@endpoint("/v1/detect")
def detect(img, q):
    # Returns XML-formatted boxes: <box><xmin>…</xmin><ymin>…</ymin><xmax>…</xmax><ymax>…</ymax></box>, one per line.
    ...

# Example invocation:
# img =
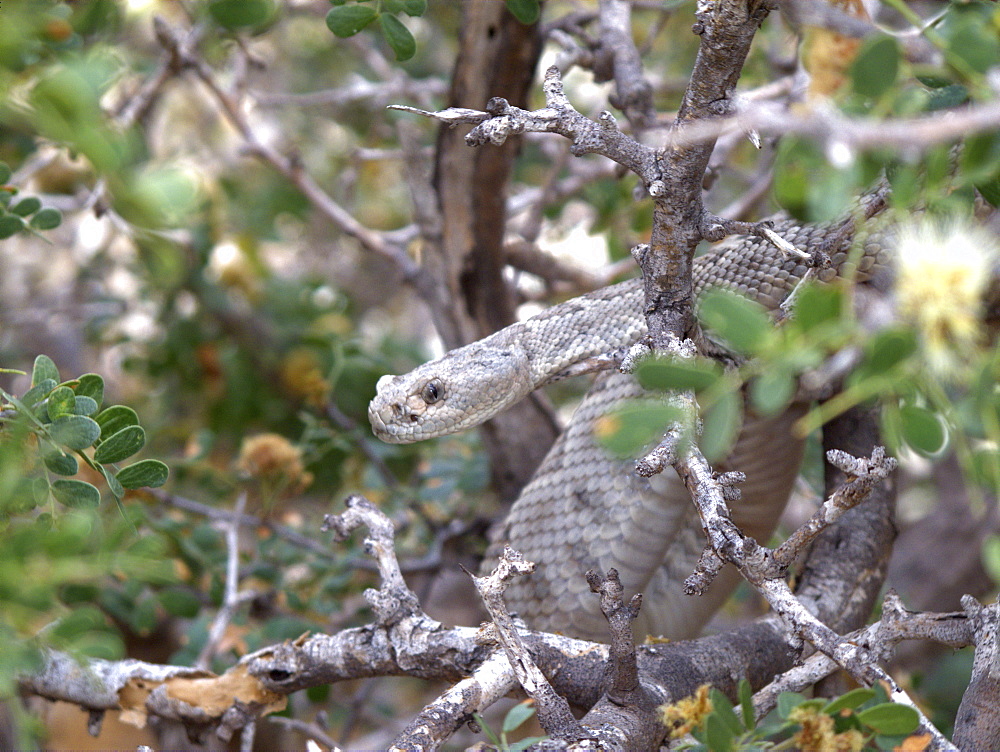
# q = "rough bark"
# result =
<box><xmin>430</xmin><ymin>0</ymin><xmax>559</xmax><ymax>499</ymax></box>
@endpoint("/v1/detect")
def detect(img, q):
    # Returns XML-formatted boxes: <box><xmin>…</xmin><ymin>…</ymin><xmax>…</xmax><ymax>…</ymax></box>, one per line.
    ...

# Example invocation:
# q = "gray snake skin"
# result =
<box><xmin>369</xmin><ymin>211</ymin><xmax>892</xmax><ymax>641</ymax></box>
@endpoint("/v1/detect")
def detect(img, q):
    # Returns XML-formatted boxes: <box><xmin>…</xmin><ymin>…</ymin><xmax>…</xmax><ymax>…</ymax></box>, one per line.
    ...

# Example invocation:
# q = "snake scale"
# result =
<box><xmin>369</xmin><ymin>208</ymin><xmax>893</xmax><ymax>641</ymax></box>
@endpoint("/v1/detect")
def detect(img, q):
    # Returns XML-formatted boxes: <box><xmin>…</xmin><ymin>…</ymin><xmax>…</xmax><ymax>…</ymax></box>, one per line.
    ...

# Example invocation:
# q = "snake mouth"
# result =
<box><xmin>368</xmin><ymin>403</ymin><xmax>411</xmax><ymax>444</ymax></box>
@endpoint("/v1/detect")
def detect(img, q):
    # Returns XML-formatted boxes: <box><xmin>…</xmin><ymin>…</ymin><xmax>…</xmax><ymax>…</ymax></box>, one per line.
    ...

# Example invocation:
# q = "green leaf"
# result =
<box><xmin>824</xmin><ymin>688</ymin><xmax>876</xmax><ymax>715</ymax></box>
<box><xmin>94</xmin><ymin>405</ymin><xmax>139</xmax><ymax>439</ymax></box>
<box><xmin>750</xmin><ymin>370</ymin><xmax>794</xmax><ymax>417</ymax></box>
<box><xmin>10</xmin><ymin>196</ymin><xmax>42</xmax><ymax>217</ymax></box>
<box><xmin>379</xmin><ymin>14</ymin><xmax>415</xmax><ymax>61</ymax></box>
<box><xmin>29</xmin><ymin>207</ymin><xmax>63</xmax><ymax>230</ymax></box>
<box><xmin>51</xmin><ymin>479</ymin><xmax>101</xmax><ymax>508</ymax></box>
<box><xmin>637</xmin><ymin>358</ymin><xmax>721</xmax><ymax>392</ymax></box>
<box><xmin>101</xmin><ymin>464</ymin><xmax>125</xmax><ymax>500</ymax></box>
<box><xmin>899</xmin><ymin>404</ymin><xmax>946</xmax><ymax>457</ymax></box>
<box><xmin>701</xmin><ymin>391</ymin><xmax>742</xmax><ymax>463</ymax></box>
<box><xmin>32</xmin><ymin>355</ymin><xmax>60</xmax><ymax>387</ymax></box>
<box><xmin>983</xmin><ymin>535</ymin><xmax>1000</xmax><ymax>586</ymax></box>
<box><xmin>505</xmin><ymin>0</ymin><xmax>540</xmax><ymax>24</ymax></box>
<box><xmin>777</xmin><ymin>692</ymin><xmax>808</xmax><ymax>719</ymax></box>
<box><xmin>704</xmin><ymin>712</ymin><xmax>734</xmax><ymax>752</ymax></box>
<box><xmin>49</xmin><ymin>415</ymin><xmax>101</xmax><ymax>450</ymax></box>
<box><xmin>738</xmin><ymin>678</ymin><xmax>754</xmax><ymax>730</ymax></box>
<box><xmin>208</xmin><ymin>0</ymin><xmax>274</xmax><ymax>29</ymax></box>
<box><xmin>116</xmin><ymin>459</ymin><xmax>169</xmax><ymax>489</ymax></box>
<box><xmin>46</xmin><ymin>385</ymin><xmax>77</xmax><ymax>421</ymax></box>
<box><xmin>0</xmin><ymin>215</ymin><xmax>24</xmax><ymax>239</ymax></box>
<box><xmin>325</xmin><ymin>5</ymin><xmax>378</xmax><ymax>37</ymax></box>
<box><xmin>22</xmin><ymin>379</ymin><xmax>56</xmax><ymax>409</ymax></box>
<box><xmin>859</xmin><ymin>328</ymin><xmax>917</xmax><ymax>377</ymax></box>
<box><xmin>710</xmin><ymin>688</ymin><xmax>743</xmax><ymax>734</ymax></box>
<box><xmin>94</xmin><ymin>425</ymin><xmax>146</xmax><ymax>464</ymax></box>
<box><xmin>774</xmin><ymin>136</ymin><xmax>856</xmax><ymax>222</ymax></box>
<box><xmin>75</xmin><ymin>373</ymin><xmax>104</xmax><ymax>408</ymax></box>
<box><xmin>43</xmin><ymin>451</ymin><xmax>79</xmax><ymax>476</ymax></box>
<box><xmin>502</xmin><ymin>701</ymin><xmax>536</xmax><ymax>734</ymax></box>
<box><xmin>71</xmin><ymin>396</ymin><xmax>99</xmax><ymax>416</ymax></box>
<box><xmin>794</xmin><ymin>283</ymin><xmax>843</xmax><ymax>332</ymax></box>
<box><xmin>850</xmin><ymin>35</ymin><xmax>899</xmax><ymax>99</ymax></box>
<box><xmin>699</xmin><ymin>289</ymin><xmax>773</xmax><ymax>356</ymax></box>
<box><xmin>474</xmin><ymin>713</ymin><xmax>502</xmax><ymax>747</ymax></box>
<box><xmin>158</xmin><ymin>587</ymin><xmax>202</xmax><ymax>618</ymax></box>
<box><xmin>596</xmin><ymin>401</ymin><xmax>684</xmax><ymax>459</ymax></box>
<box><xmin>401</xmin><ymin>0</ymin><xmax>426</xmax><ymax>16</ymax></box>
<box><xmin>857</xmin><ymin>703</ymin><xmax>919</xmax><ymax>736</ymax></box>
<box><xmin>0</xmin><ymin>162</ymin><xmax>10</xmax><ymax>183</ymax></box>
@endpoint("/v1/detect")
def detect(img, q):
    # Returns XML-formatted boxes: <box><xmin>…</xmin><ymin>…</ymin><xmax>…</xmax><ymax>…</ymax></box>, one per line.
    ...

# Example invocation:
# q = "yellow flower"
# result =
<box><xmin>659</xmin><ymin>684</ymin><xmax>712</xmax><ymax>739</ymax></box>
<box><xmin>789</xmin><ymin>705</ymin><xmax>865</xmax><ymax>752</ymax></box>
<box><xmin>895</xmin><ymin>220</ymin><xmax>995</xmax><ymax>378</ymax></box>
<box><xmin>237</xmin><ymin>433</ymin><xmax>313</xmax><ymax>505</ymax></box>
<box><xmin>280</xmin><ymin>348</ymin><xmax>330</xmax><ymax>407</ymax></box>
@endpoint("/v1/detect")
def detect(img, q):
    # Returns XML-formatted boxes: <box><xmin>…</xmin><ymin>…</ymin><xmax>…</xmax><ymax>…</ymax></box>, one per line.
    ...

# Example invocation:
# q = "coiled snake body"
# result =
<box><xmin>369</xmin><ymin>211</ymin><xmax>893</xmax><ymax>641</ymax></box>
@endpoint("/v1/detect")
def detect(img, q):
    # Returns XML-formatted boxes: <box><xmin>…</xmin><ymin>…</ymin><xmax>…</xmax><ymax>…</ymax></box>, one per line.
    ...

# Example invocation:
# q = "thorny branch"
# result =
<box><xmin>472</xmin><ymin>547</ymin><xmax>592</xmax><ymax>745</ymax></box>
<box><xmin>16</xmin><ymin>490</ymin><xmax>989</xmax><ymax>748</ymax></box>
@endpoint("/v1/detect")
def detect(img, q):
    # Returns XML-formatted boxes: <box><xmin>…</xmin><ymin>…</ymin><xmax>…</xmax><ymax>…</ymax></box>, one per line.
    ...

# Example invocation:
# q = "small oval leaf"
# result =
<box><xmin>71</xmin><ymin>396</ymin><xmax>99</xmax><ymax>416</ymax></box>
<box><xmin>750</xmin><ymin>370</ymin><xmax>794</xmax><ymax>417</ymax></box>
<box><xmin>46</xmin><ymin>386</ymin><xmax>77</xmax><ymax>421</ymax></box>
<box><xmin>701</xmin><ymin>391</ymin><xmax>742</xmax><ymax>463</ymax></box>
<box><xmin>95</xmin><ymin>405</ymin><xmax>139</xmax><ymax>439</ymax></box>
<box><xmin>51</xmin><ymin>479</ymin><xmax>101</xmax><ymax>509</ymax></box>
<box><xmin>116</xmin><ymin>459</ymin><xmax>169</xmax><ymax>489</ymax></box>
<box><xmin>325</xmin><ymin>5</ymin><xmax>378</xmax><ymax>37</ymax></box>
<box><xmin>75</xmin><ymin>373</ymin><xmax>105</xmax><ymax>408</ymax></box>
<box><xmin>44</xmin><ymin>451</ymin><xmax>79</xmax><ymax>476</ymax></box>
<box><xmin>699</xmin><ymin>289</ymin><xmax>773</xmax><ymax>356</ymax></box>
<box><xmin>900</xmin><ymin>404</ymin><xmax>947</xmax><ymax>457</ymax></box>
<box><xmin>0</xmin><ymin>215</ymin><xmax>24</xmax><ymax>239</ymax></box>
<box><xmin>379</xmin><ymin>14</ymin><xmax>415</xmax><ymax>61</ymax></box>
<box><xmin>94</xmin><ymin>425</ymin><xmax>146</xmax><ymax>464</ymax></box>
<box><xmin>10</xmin><ymin>196</ymin><xmax>42</xmax><ymax>216</ymax></box>
<box><xmin>208</xmin><ymin>0</ymin><xmax>274</xmax><ymax>29</ymax></box>
<box><xmin>32</xmin><ymin>355</ymin><xmax>60</xmax><ymax>387</ymax></box>
<box><xmin>49</xmin><ymin>415</ymin><xmax>102</xmax><ymax>450</ymax></box>
<box><xmin>824</xmin><ymin>687</ymin><xmax>876</xmax><ymax>715</ymax></box>
<box><xmin>402</xmin><ymin>0</ymin><xmax>425</xmax><ymax>16</ymax></box>
<box><xmin>857</xmin><ymin>703</ymin><xmax>919</xmax><ymax>735</ymax></box>
<box><xmin>851</xmin><ymin>35</ymin><xmax>900</xmax><ymax>99</ymax></box>
<box><xmin>637</xmin><ymin>358</ymin><xmax>721</xmax><ymax>392</ymax></box>
<box><xmin>595</xmin><ymin>402</ymin><xmax>684</xmax><ymax>459</ymax></box>
<box><xmin>505</xmin><ymin>0</ymin><xmax>540</xmax><ymax>24</ymax></box>
<box><xmin>29</xmin><ymin>207</ymin><xmax>63</xmax><ymax>230</ymax></box>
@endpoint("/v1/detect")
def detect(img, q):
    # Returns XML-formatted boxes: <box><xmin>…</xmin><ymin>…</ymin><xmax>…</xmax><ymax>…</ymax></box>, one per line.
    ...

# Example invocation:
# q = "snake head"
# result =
<box><xmin>368</xmin><ymin>344</ymin><xmax>533</xmax><ymax>443</ymax></box>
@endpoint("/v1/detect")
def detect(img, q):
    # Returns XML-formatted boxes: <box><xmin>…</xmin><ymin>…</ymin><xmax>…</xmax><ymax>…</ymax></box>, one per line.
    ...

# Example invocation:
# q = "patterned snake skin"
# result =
<box><xmin>369</xmin><ymin>209</ymin><xmax>893</xmax><ymax>641</ymax></box>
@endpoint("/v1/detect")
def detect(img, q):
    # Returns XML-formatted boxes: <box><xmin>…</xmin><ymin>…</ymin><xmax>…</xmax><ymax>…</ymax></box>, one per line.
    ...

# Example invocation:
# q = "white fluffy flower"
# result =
<box><xmin>895</xmin><ymin>219</ymin><xmax>996</xmax><ymax>377</ymax></box>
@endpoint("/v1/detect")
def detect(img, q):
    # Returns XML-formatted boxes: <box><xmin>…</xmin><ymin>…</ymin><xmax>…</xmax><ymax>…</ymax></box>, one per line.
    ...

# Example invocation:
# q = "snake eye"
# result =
<box><xmin>420</xmin><ymin>379</ymin><xmax>444</xmax><ymax>404</ymax></box>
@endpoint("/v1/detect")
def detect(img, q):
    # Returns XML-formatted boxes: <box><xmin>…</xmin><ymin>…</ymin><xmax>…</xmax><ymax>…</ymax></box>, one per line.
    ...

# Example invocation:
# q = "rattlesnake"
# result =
<box><xmin>368</xmin><ymin>208</ymin><xmax>893</xmax><ymax>641</ymax></box>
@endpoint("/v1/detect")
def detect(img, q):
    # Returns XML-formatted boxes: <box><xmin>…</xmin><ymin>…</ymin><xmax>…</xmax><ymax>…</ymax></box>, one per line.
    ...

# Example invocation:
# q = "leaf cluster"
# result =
<box><xmin>601</xmin><ymin>283</ymin><xmax>948</xmax><ymax>464</ymax></box>
<box><xmin>0</xmin><ymin>161</ymin><xmax>62</xmax><ymax>239</ymax></box>
<box><xmin>674</xmin><ymin>680</ymin><xmax>920</xmax><ymax>752</ymax></box>
<box><xmin>777</xmin><ymin>1</ymin><xmax>1000</xmax><ymax>222</ymax></box>
<box><xmin>0</xmin><ymin>355</ymin><xmax>168</xmax><ymax>515</ymax></box>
